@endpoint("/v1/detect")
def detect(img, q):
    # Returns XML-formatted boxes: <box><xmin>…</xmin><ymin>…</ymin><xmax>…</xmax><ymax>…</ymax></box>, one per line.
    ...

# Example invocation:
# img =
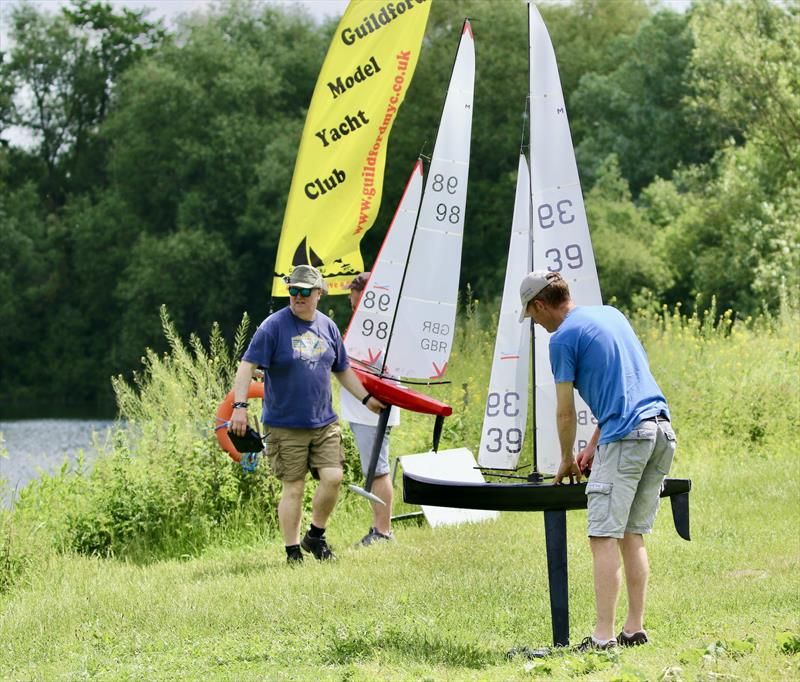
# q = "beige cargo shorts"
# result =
<box><xmin>586</xmin><ymin>417</ymin><xmax>676</xmax><ymax>538</ymax></box>
<box><xmin>266</xmin><ymin>422</ymin><xmax>345</xmax><ymax>482</ymax></box>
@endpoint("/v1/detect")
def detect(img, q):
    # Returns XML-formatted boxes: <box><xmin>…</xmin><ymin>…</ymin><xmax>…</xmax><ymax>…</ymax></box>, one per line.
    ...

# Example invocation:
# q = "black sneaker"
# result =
<box><xmin>358</xmin><ymin>527</ymin><xmax>395</xmax><ymax>547</ymax></box>
<box><xmin>286</xmin><ymin>551</ymin><xmax>303</xmax><ymax>565</ymax></box>
<box><xmin>574</xmin><ymin>636</ymin><xmax>618</xmax><ymax>653</ymax></box>
<box><xmin>617</xmin><ymin>630</ymin><xmax>648</xmax><ymax>647</ymax></box>
<box><xmin>301</xmin><ymin>532</ymin><xmax>337</xmax><ymax>561</ymax></box>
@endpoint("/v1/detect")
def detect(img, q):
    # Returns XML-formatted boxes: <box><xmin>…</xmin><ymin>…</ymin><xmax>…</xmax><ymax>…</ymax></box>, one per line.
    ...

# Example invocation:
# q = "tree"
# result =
<box><xmin>585</xmin><ymin>155</ymin><xmax>673</xmax><ymax>306</ymax></box>
<box><xmin>688</xmin><ymin>0</ymin><xmax>799</xmax><ymax>171</ymax></box>
<box><xmin>643</xmin><ymin>0</ymin><xmax>800</xmax><ymax>314</ymax></box>
<box><xmin>3</xmin><ymin>1</ymin><xmax>164</xmax><ymax>204</ymax></box>
<box><xmin>571</xmin><ymin>9</ymin><xmax>720</xmax><ymax>194</ymax></box>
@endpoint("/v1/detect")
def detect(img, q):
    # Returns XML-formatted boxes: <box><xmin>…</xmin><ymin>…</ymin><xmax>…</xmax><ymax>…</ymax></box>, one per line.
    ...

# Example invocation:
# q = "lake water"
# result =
<box><xmin>0</xmin><ymin>419</ymin><xmax>117</xmax><ymax>503</ymax></box>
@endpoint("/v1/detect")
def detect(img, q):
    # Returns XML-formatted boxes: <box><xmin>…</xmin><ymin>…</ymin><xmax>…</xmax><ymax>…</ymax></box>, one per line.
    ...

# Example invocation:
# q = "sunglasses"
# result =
<box><xmin>288</xmin><ymin>286</ymin><xmax>314</xmax><ymax>297</ymax></box>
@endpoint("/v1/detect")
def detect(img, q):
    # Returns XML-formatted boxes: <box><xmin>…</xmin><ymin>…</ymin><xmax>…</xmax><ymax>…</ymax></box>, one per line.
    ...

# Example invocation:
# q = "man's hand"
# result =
<box><xmin>554</xmin><ymin>457</ymin><xmax>582</xmax><ymax>485</ymax></box>
<box><xmin>576</xmin><ymin>442</ymin><xmax>596</xmax><ymax>474</ymax></box>
<box><xmin>230</xmin><ymin>407</ymin><xmax>248</xmax><ymax>436</ymax></box>
<box><xmin>365</xmin><ymin>396</ymin><xmax>387</xmax><ymax>414</ymax></box>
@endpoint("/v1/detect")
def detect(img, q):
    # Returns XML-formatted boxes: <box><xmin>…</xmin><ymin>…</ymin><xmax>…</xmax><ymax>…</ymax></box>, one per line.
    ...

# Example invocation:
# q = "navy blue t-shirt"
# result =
<box><xmin>243</xmin><ymin>307</ymin><xmax>349</xmax><ymax>428</ymax></box>
<box><xmin>549</xmin><ymin>306</ymin><xmax>669</xmax><ymax>445</ymax></box>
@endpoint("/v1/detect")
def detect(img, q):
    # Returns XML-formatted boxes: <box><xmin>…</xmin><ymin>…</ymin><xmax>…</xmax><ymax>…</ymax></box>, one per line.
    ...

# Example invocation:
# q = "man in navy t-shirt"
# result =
<box><xmin>230</xmin><ymin>265</ymin><xmax>385</xmax><ymax>563</ymax></box>
<box><xmin>520</xmin><ymin>270</ymin><xmax>677</xmax><ymax>651</ymax></box>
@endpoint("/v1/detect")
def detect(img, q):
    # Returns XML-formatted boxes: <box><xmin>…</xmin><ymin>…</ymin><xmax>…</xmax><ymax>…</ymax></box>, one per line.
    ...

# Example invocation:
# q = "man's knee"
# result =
<box><xmin>281</xmin><ymin>478</ymin><xmax>305</xmax><ymax>501</ymax></box>
<box><xmin>317</xmin><ymin>466</ymin><xmax>343</xmax><ymax>486</ymax></box>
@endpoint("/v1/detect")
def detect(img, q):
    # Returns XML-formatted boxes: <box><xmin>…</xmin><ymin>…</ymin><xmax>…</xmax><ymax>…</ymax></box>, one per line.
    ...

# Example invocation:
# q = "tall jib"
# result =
<box><xmin>477</xmin><ymin>155</ymin><xmax>532</xmax><ymax>470</ymax></box>
<box><xmin>529</xmin><ymin>5</ymin><xmax>602</xmax><ymax>474</ymax></box>
<box><xmin>385</xmin><ymin>21</ymin><xmax>475</xmax><ymax>380</ymax></box>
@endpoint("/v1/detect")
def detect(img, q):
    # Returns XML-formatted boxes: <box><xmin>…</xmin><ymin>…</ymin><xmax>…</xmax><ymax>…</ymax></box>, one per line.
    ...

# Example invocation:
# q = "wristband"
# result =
<box><xmin>361</xmin><ymin>393</ymin><xmax>372</xmax><ymax>405</ymax></box>
<box><xmin>232</xmin><ymin>401</ymin><xmax>248</xmax><ymax>409</ymax></box>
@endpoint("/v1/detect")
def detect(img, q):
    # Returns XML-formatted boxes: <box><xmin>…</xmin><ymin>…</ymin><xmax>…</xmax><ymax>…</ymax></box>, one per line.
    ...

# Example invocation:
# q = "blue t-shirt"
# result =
<box><xmin>243</xmin><ymin>307</ymin><xmax>349</xmax><ymax>429</ymax></box>
<box><xmin>549</xmin><ymin>306</ymin><xmax>669</xmax><ymax>445</ymax></box>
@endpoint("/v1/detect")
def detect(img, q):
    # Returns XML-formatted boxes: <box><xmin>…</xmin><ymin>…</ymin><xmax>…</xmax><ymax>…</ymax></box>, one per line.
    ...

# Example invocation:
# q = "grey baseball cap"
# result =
<box><xmin>519</xmin><ymin>270</ymin><xmax>553</xmax><ymax>322</ymax></box>
<box><xmin>286</xmin><ymin>265</ymin><xmax>325</xmax><ymax>290</ymax></box>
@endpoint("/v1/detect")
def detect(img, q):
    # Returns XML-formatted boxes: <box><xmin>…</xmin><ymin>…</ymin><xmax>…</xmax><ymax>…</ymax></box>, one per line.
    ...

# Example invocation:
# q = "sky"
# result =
<box><xmin>0</xmin><ymin>0</ymin><xmax>350</xmax><ymax>35</ymax></box>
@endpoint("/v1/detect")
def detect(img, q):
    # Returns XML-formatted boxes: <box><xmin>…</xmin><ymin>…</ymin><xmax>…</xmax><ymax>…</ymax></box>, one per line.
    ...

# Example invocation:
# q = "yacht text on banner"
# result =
<box><xmin>271</xmin><ymin>0</ymin><xmax>432</xmax><ymax>296</ymax></box>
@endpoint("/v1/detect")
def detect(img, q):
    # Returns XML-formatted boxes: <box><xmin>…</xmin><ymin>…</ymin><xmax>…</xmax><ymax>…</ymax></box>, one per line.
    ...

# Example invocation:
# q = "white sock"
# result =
<box><xmin>592</xmin><ymin>636</ymin><xmax>615</xmax><ymax>645</ymax></box>
<box><xmin>622</xmin><ymin>629</ymin><xmax>645</xmax><ymax>637</ymax></box>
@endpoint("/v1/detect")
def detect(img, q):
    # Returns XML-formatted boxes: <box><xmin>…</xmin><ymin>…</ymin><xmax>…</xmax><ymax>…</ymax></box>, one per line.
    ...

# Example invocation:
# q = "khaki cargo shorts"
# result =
<box><xmin>266</xmin><ymin>422</ymin><xmax>345</xmax><ymax>482</ymax></box>
<box><xmin>586</xmin><ymin>418</ymin><xmax>676</xmax><ymax>538</ymax></box>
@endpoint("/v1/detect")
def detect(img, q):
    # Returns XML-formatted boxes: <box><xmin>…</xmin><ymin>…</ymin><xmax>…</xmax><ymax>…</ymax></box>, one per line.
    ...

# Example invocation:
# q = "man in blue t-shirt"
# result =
<box><xmin>520</xmin><ymin>270</ymin><xmax>677</xmax><ymax>652</ymax></box>
<box><xmin>230</xmin><ymin>265</ymin><xmax>385</xmax><ymax>564</ymax></box>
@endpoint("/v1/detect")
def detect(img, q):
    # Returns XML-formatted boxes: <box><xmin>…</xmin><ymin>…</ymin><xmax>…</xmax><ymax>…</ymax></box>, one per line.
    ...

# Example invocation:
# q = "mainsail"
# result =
<box><xmin>478</xmin><ymin>7</ymin><xmax>601</xmax><ymax>474</ymax></box>
<box><xmin>477</xmin><ymin>155</ymin><xmax>532</xmax><ymax>469</ymax></box>
<box><xmin>384</xmin><ymin>22</ymin><xmax>475</xmax><ymax>380</ymax></box>
<box><xmin>529</xmin><ymin>4</ymin><xmax>601</xmax><ymax>474</ymax></box>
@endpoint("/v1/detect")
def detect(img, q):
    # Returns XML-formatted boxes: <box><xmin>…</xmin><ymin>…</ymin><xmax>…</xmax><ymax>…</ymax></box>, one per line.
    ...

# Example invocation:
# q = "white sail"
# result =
<box><xmin>344</xmin><ymin>161</ymin><xmax>423</xmax><ymax>371</ymax></box>
<box><xmin>477</xmin><ymin>155</ymin><xmax>532</xmax><ymax>469</ymax></box>
<box><xmin>530</xmin><ymin>5</ymin><xmax>601</xmax><ymax>474</ymax></box>
<box><xmin>385</xmin><ymin>22</ymin><xmax>475</xmax><ymax>380</ymax></box>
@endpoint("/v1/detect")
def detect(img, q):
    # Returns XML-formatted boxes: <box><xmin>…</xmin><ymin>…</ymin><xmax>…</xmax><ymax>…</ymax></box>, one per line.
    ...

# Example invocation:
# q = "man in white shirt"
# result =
<box><xmin>340</xmin><ymin>272</ymin><xmax>400</xmax><ymax>545</ymax></box>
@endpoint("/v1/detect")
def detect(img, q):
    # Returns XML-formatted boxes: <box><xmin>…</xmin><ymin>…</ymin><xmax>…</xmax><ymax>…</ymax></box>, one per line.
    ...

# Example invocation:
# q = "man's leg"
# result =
<box><xmin>278</xmin><ymin>478</ymin><xmax>305</xmax><ymax>545</ymax></box>
<box><xmin>590</xmin><ymin>536</ymin><xmax>622</xmax><ymax>641</ymax></box>
<box><xmin>311</xmin><ymin>466</ymin><xmax>343</xmax><ymax>528</ymax></box>
<box><xmin>371</xmin><ymin>473</ymin><xmax>393</xmax><ymax>534</ymax></box>
<box><xmin>620</xmin><ymin>532</ymin><xmax>649</xmax><ymax>633</ymax></box>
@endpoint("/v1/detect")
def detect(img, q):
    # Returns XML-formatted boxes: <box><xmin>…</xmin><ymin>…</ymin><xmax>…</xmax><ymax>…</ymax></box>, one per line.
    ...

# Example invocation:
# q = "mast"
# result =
<box><xmin>529</xmin><ymin>3</ymin><xmax>602</xmax><ymax>474</ymax></box>
<box><xmin>526</xmin><ymin>3</ymin><xmax>541</xmax><ymax>481</ymax></box>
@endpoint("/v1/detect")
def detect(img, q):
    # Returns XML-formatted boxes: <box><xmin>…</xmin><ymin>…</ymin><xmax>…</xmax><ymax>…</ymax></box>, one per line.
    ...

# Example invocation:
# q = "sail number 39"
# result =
<box><xmin>485</xmin><ymin>391</ymin><xmax>523</xmax><ymax>454</ymax></box>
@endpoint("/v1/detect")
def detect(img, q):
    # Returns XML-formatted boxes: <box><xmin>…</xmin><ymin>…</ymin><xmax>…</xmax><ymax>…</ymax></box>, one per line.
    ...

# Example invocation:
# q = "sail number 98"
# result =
<box><xmin>361</xmin><ymin>319</ymin><xmax>388</xmax><ymax>339</ymax></box>
<box><xmin>545</xmin><ymin>244</ymin><xmax>583</xmax><ymax>272</ymax></box>
<box><xmin>361</xmin><ymin>291</ymin><xmax>390</xmax><ymax>311</ymax></box>
<box><xmin>435</xmin><ymin>204</ymin><xmax>461</xmax><ymax>224</ymax></box>
<box><xmin>432</xmin><ymin>174</ymin><xmax>458</xmax><ymax>194</ymax></box>
<box><xmin>433</xmin><ymin>174</ymin><xmax>461</xmax><ymax>224</ymax></box>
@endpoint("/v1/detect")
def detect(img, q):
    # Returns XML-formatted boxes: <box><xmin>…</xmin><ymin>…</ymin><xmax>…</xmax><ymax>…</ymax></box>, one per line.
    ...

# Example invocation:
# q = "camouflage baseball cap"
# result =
<box><xmin>286</xmin><ymin>265</ymin><xmax>325</xmax><ymax>290</ymax></box>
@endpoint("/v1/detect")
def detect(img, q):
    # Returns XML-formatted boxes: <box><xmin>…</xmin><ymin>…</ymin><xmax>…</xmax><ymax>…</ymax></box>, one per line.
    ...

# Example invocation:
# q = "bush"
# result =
<box><xmin>63</xmin><ymin>308</ymin><xmax>282</xmax><ymax>559</ymax></box>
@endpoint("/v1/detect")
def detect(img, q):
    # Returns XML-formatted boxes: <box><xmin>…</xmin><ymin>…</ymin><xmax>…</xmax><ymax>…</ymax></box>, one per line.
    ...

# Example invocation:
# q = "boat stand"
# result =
<box><xmin>402</xmin><ymin>470</ymin><xmax>692</xmax><ymax>652</ymax></box>
<box><xmin>544</xmin><ymin>509</ymin><xmax>570</xmax><ymax>648</ymax></box>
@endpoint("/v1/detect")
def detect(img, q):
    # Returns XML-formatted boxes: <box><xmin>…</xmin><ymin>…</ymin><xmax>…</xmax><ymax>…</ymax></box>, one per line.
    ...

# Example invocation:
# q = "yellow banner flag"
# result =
<box><xmin>271</xmin><ymin>0</ymin><xmax>432</xmax><ymax>296</ymax></box>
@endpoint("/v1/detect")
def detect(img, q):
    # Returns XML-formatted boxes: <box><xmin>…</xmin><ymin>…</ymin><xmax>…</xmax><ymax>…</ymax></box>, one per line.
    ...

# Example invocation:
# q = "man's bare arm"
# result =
<box><xmin>230</xmin><ymin>360</ymin><xmax>257</xmax><ymax>436</ymax></box>
<box><xmin>554</xmin><ymin>381</ymin><xmax>582</xmax><ymax>484</ymax></box>
<box><xmin>334</xmin><ymin>367</ymin><xmax>386</xmax><ymax>414</ymax></box>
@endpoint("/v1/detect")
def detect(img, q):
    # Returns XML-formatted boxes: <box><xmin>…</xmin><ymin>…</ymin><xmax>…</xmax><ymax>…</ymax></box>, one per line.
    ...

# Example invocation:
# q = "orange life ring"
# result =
<box><xmin>215</xmin><ymin>381</ymin><xmax>265</xmax><ymax>462</ymax></box>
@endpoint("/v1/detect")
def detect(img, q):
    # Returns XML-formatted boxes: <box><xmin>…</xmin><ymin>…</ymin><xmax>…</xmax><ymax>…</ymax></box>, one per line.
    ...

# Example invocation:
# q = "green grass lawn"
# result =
<box><xmin>1</xmin><ymin>304</ymin><xmax>799</xmax><ymax>680</ymax></box>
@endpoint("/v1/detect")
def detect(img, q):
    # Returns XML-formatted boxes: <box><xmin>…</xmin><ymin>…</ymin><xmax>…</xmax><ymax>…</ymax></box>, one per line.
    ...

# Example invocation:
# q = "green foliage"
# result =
<box><xmin>571</xmin><ymin>9</ymin><xmax>718</xmax><ymax>193</ymax></box>
<box><xmin>778</xmin><ymin>631</ymin><xmax>800</xmax><ymax>655</ymax></box>
<box><xmin>61</xmin><ymin>308</ymin><xmax>282</xmax><ymax>559</ymax></box>
<box><xmin>688</xmin><ymin>0</ymin><xmax>800</xmax><ymax>165</ymax></box>
<box><xmin>585</xmin><ymin>156</ymin><xmax>673</xmax><ymax>306</ymax></box>
<box><xmin>2</xmin><ymin>0</ymin><xmax>163</xmax><ymax>204</ymax></box>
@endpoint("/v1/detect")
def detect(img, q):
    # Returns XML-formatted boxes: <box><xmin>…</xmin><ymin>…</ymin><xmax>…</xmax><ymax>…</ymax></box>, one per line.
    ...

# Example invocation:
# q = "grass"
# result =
<box><xmin>1</xmin><ymin>299</ymin><xmax>799</xmax><ymax>680</ymax></box>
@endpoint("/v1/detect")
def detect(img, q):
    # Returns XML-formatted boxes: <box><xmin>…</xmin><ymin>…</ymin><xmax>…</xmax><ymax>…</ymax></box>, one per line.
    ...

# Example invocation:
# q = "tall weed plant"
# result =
<box><xmin>61</xmin><ymin>306</ymin><xmax>370</xmax><ymax>561</ymax></box>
